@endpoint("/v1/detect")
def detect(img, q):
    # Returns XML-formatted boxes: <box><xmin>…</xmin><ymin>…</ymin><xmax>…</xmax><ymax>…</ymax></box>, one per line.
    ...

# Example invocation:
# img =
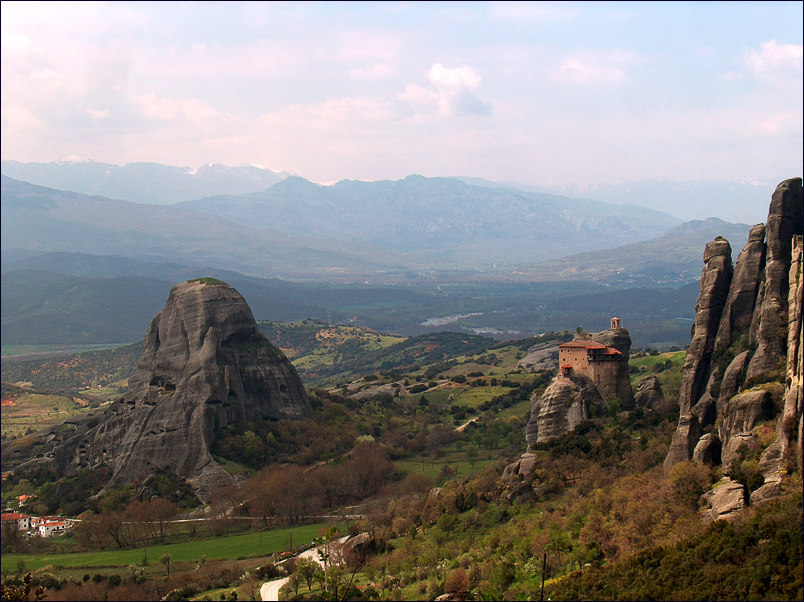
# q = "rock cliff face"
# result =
<box><xmin>664</xmin><ymin>178</ymin><xmax>803</xmax><ymax>503</ymax></box>
<box><xmin>7</xmin><ymin>279</ymin><xmax>310</xmax><ymax>500</ymax></box>
<box><xmin>525</xmin><ymin>377</ymin><xmax>603</xmax><ymax>449</ymax></box>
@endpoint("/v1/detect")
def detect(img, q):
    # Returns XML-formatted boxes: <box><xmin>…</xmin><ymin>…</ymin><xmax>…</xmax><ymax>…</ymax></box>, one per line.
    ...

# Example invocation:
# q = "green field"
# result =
<box><xmin>1</xmin><ymin>344</ymin><xmax>127</xmax><ymax>358</ymax></box>
<box><xmin>395</xmin><ymin>449</ymin><xmax>500</xmax><ymax>483</ymax></box>
<box><xmin>0</xmin><ymin>523</ymin><xmax>332</xmax><ymax>572</ymax></box>
<box><xmin>1</xmin><ymin>392</ymin><xmax>91</xmax><ymax>438</ymax></box>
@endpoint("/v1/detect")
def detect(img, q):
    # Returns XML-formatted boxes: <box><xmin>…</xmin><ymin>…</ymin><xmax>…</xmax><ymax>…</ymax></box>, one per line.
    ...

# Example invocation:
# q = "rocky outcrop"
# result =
<box><xmin>633</xmin><ymin>375</ymin><xmax>671</xmax><ymax>413</ymax></box>
<box><xmin>692</xmin><ymin>433</ymin><xmax>721</xmax><ymax>466</ymax></box>
<box><xmin>716</xmin><ymin>350</ymin><xmax>751</xmax><ymax>417</ymax></box>
<box><xmin>665</xmin><ymin>178</ymin><xmax>803</xmax><ymax>483</ymax></box>
<box><xmin>526</xmin><ymin>377</ymin><xmax>603</xmax><ymax>447</ymax></box>
<box><xmin>587</xmin><ymin>326</ymin><xmax>634</xmax><ymax>408</ymax></box>
<box><xmin>747</xmin><ymin>178</ymin><xmax>803</xmax><ymax>380</ymax></box>
<box><xmin>780</xmin><ymin>235</ymin><xmax>803</xmax><ymax>467</ymax></box>
<box><xmin>713</xmin><ymin>224</ymin><xmax>766</xmax><ymax>354</ymax></box>
<box><xmin>663</xmin><ymin>413</ymin><xmax>702</xmax><ymax>472</ymax></box>
<box><xmin>718</xmin><ymin>389</ymin><xmax>773</xmax><ymax>459</ymax></box>
<box><xmin>679</xmin><ymin>237</ymin><xmax>733</xmax><ymax>416</ymax></box>
<box><xmin>6</xmin><ymin>279</ymin><xmax>310</xmax><ymax>500</ymax></box>
<box><xmin>700</xmin><ymin>478</ymin><xmax>746</xmax><ymax>523</ymax></box>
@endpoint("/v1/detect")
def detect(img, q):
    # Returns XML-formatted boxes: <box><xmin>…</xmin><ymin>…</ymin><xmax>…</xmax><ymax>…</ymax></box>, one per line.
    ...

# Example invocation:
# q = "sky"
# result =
<box><xmin>1</xmin><ymin>1</ymin><xmax>802</xmax><ymax>191</ymax></box>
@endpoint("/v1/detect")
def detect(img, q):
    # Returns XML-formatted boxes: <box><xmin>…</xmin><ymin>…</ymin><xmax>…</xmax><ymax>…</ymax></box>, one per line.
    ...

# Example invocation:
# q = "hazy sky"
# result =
<box><xmin>2</xmin><ymin>1</ymin><xmax>802</xmax><ymax>188</ymax></box>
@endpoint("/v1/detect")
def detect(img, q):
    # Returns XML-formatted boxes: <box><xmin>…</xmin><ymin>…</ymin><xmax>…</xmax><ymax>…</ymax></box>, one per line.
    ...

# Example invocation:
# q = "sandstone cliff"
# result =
<box><xmin>663</xmin><ymin>178</ymin><xmax>803</xmax><ymax>505</ymax></box>
<box><xmin>6</xmin><ymin>279</ymin><xmax>310</xmax><ymax>500</ymax></box>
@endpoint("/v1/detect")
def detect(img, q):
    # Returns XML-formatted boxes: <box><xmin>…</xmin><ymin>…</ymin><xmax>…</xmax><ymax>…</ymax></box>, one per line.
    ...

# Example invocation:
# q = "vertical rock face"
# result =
<box><xmin>7</xmin><ymin>279</ymin><xmax>310</xmax><ymax>500</ymax></box>
<box><xmin>713</xmin><ymin>224</ymin><xmax>766</xmax><ymax>354</ymax></box>
<box><xmin>678</xmin><ymin>238</ymin><xmax>733</xmax><ymax>416</ymax></box>
<box><xmin>664</xmin><ymin>178</ymin><xmax>803</xmax><ymax>494</ymax></box>
<box><xmin>747</xmin><ymin>179</ymin><xmax>803</xmax><ymax>379</ymax></box>
<box><xmin>781</xmin><ymin>235</ymin><xmax>803</xmax><ymax>465</ymax></box>
<box><xmin>587</xmin><ymin>326</ymin><xmax>634</xmax><ymax>408</ymax></box>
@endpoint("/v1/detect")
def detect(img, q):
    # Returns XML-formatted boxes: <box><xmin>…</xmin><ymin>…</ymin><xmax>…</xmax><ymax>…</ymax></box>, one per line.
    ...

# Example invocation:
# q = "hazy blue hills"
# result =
<box><xmin>0</xmin><ymin>175</ymin><xmax>403</xmax><ymax>278</ymax></box>
<box><xmin>178</xmin><ymin>174</ymin><xmax>682</xmax><ymax>267</ymax></box>
<box><xmin>516</xmin><ymin>217</ymin><xmax>751</xmax><ymax>285</ymax></box>
<box><xmin>2</xmin><ymin>172</ymin><xmax>687</xmax><ymax>275</ymax></box>
<box><xmin>0</xmin><ymin>159</ymin><xmax>287</xmax><ymax>205</ymax></box>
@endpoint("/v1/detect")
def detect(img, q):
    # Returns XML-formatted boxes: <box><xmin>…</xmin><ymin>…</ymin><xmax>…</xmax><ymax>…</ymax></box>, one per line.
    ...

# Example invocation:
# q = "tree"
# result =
<box><xmin>287</xmin><ymin>572</ymin><xmax>303</xmax><ymax>597</ymax></box>
<box><xmin>445</xmin><ymin>568</ymin><xmax>469</xmax><ymax>593</ymax></box>
<box><xmin>295</xmin><ymin>557</ymin><xmax>321</xmax><ymax>592</ymax></box>
<box><xmin>1</xmin><ymin>572</ymin><xmax>46</xmax><ymax>601</ymax></box>
<box><xmin>160</xmin><ymin>553</ymin><xmax>171</xmax><ymax>576</ymax></box>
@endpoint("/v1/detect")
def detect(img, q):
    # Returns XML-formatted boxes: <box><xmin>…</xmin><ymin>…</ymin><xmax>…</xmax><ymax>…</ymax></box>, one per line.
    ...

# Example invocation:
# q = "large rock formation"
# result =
<box><xmin>747</xmin><ymin>178</ymin><xmax>803</xmax><ymax>379</ymax></box>
<box><xmin>678</xmin><ymin>237</ymin><xmax>733</xmax><ymax>417</ymax></box>
<box><xmin>633</xmin><ymin>375</ymin><xmax>670</xmax><ymax>413</ymax></box>
<box><xmin>525</xmin><ymin>377</ymin><xmax>603</xmax><ymax>448</ymax></box>
<box><xmin>664</xmin><ymin>178</ymin><xmax>803</xmax><ymax>507</ymax></box>
<box><xmin>5</xmin><ymin>279</ymin><xmax>310</xmax><ymax>500</ymax></box>
<box><xmin>524</xmin><ymin>324</ymin><xmax>631</xmax><ymax>447</ymax></box>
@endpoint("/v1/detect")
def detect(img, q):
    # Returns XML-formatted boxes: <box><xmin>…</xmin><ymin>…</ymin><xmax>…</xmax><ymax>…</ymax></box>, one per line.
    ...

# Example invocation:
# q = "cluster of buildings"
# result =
<box><xmin>1</xmin><ymin>494</ymin><xmax>77</xmax><ymax>538</ymax></box>
<box><xmin>1</xmin><ymin>511</ymin><xmax>76</xmax><ymax>537</ymax></box>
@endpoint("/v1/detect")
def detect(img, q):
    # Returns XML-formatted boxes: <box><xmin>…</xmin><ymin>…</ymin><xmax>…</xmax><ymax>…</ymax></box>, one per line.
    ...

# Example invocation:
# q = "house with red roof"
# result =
<box><xmin>1</xmin><ymin>512</ymin><xmax>31</xmax><ymax>530</ymax></box>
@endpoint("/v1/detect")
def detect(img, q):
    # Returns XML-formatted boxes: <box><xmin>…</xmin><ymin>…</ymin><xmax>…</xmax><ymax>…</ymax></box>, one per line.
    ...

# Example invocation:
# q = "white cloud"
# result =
<box><xmin>552</xmin><ymin>50</ymin><xmax>639</xmax><ymax>85</ymax></box>
<box><xmin>410</xmin><ymin>63</ymin><xmax>492</xmax><ymax>117</ymax></box>
<box><xmin>349</xmin><ymin>63</ymin><xmax>395</xmax><ymax>80</ymax></box>
<box><xmin>745</xmin><ymin>40</ymin><xmax>803</xmax><ymax>76</ymax></box>
<box><xmin>86</xmin><ymin>108</ymin><xmax>110</xmax><ymax>120</ymax></box>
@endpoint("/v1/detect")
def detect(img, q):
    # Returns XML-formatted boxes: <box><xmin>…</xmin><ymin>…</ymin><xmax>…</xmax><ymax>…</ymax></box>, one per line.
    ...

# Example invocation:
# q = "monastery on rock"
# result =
<box><xmin>558</xmin><ymin>317</ymin><xmax>626</xmax><ymax>403</ymax></box>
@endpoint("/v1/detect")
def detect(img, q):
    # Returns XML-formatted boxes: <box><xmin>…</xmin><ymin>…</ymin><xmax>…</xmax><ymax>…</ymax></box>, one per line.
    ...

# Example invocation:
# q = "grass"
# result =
<box><xmin>0</xmin><ymin>344</ymin><xmax>128</xmax><ymax>358</ymax></box>
<box><xmin>1</xmin><ymin>392</ymin><xmax>91</xmax><ymax>438</ymax></box>
<box><xmin>395</xmin><ymin>450</ymin><xmax>499</xmax><ymax>483</ymax></box>
<box><xmin>452</xmin><ymin>386</ymin><xmax>514</xmax><ymax>408</ymax></box>
<box><xmin>1</xmin><ymin>523</ymin><xmax>331</xmax><ymax>572</ymax></box>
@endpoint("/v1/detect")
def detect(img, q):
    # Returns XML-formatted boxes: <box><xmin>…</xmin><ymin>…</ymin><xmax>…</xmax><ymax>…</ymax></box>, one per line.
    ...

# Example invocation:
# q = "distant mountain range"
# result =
<box><xmin>177</xmin><ymin>175</ymin><xmax>681</xmax><ymax>268</ymax></box>
<box><xmin>2</xmin><ymin>172</ymin><xmax>685</xmax><ymax>274</ymax></box>
<box><xmin>0</xmin><ymin>175</ymin><xmax>400</xmax><ymax>278</ymax></box>
<box><xmin>0</xmin><ymin>159</ymin><xmax>287</xmax><ymax>205</ymax></box>
<box><xmin>2</xmin><ymin>159</ymin><xmax>777</xmax><ymax>225</ymax></box>
<box><xmin>0</xmin><ymin>164</ymin><xmax>759</xmax><ymax>348</ymax></box>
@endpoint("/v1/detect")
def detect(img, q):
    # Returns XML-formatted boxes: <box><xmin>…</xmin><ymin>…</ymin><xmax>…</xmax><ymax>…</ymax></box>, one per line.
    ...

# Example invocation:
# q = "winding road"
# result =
<box><xmin>260</xmin><ymin>536</ymin><xmax>349</xmax><ymax>601</ymax></box>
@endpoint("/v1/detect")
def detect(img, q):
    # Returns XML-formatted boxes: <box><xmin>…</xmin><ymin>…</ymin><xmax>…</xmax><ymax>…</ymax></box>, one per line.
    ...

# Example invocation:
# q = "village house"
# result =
<box><xmin>37</xmin><ymin>520</ymin><xmax>71</xmax><ymax>538</ymax></box>
<box><xmin>1</xmin><ymin>511</ymin><xmax>31</xmax><ymax>531</ymax></box>
<box><xmin>17</xmin><ymin>493</ymin><xmax>37</xmax><ymax>508</ymax></box>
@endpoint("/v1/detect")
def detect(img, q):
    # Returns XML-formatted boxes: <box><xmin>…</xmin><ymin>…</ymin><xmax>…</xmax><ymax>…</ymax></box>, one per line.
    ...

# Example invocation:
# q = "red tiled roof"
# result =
<box><xmin>1</xmin><ymin>512</ymin><xmax>29</xmax><ymax>521</ymax></box>
<box><xmin>559</xmin><ymin>340</ymin><xmax>606</xmax><ymax>349</ymax></box>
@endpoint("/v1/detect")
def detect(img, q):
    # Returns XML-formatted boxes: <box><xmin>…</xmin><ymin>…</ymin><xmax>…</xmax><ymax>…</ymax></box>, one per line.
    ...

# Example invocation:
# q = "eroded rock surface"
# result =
<box><xmin>700</xmin><ymin>478</ymin><xmax>747</xmax><ymax>523</ymax></box>
<box><xmin>633</xmin><ymin>375</ymin><xmax>666</xmax><ymax>411</ymax></box>
<box><xmin>679</xmin><ymin>237</ymin><xmax>733</xmax><ymax>416</ymax></box>
<box><xmin>6</xmin><ymin>279</ymin><xmax>310</xmax><ymax>500</ymax></box>
<box><xmin>665</xmin><ymin>178</ymin><xmax>803</xmax><ymax>479</ymax></box>
<box><xmin>747</xmin><ymin>178</ymin><xmax>803</xmax><ymax>380</ymax></box>
<box><xmin>526</xmin><ymin>377</ymin><xmax>603</xmax><ymax>448</ymax></box>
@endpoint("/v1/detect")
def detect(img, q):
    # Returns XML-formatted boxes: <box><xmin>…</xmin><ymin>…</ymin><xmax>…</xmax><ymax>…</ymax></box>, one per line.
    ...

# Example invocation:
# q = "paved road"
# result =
<box><xmin>260</xmin><ymin>575</ymin><xmax>289</xmax><ymax>601</ymax></box>
<box><xmin>260</xmin><ymin>537</ymin><xmax>349</xmax><ymax>601</ymax></box>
